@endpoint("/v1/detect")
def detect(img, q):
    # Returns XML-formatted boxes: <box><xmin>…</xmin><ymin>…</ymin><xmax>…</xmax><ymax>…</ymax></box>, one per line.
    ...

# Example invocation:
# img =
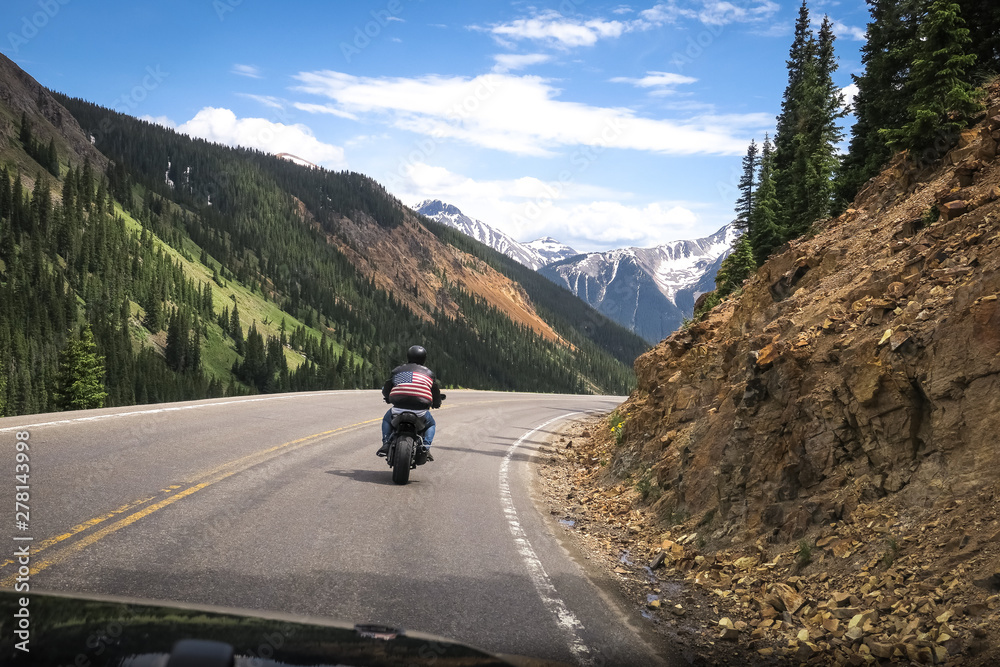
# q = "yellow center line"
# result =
<box><xmin>181</xmin><ymin>421</ymin><xmax>371</xmax><ymax>485</ymax></box>
<box><xmin>0</xmin><ymin>496</ymin><xmax>159</xmax><ymax>569</ymax></box>
<box><xmin>1</xmin><ymin>417</ymin><xmax>381</xmax><ymax>588</ymax></box>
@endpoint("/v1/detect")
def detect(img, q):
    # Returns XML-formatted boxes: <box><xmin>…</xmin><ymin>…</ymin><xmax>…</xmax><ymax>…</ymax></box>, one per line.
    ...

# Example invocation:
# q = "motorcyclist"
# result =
<box><xmin>378</xmin><ymin>345</ymin><xmax>443</xmax><ymax>461</ymax></box>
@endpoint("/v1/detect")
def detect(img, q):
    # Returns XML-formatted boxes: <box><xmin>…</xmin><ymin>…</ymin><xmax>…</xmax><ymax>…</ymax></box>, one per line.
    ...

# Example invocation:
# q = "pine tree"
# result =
<box><xmin>734</xmin><ymin>140</ymin><xmax>758</xmax><ymax>234</ymax></box>
<box><xmin>784</xmin><ymin>16</ymin><xmax>845</xmax><ymax>237</ymax></box>
<box><xmin>837</xmin><ymin>0</ymin><xmax>922</xmax><ymax>204</ymax></box>
<box><xmin>808</xmin><ymin>16</ymin><xmax>847</xmax><ymax>219</ymax></box>
<box><xmin>218</xmin><ymin>305</ymin><xmax>230</xmax><ymax>335</ymax></box>
<box><xmin>956</xmin><ymin>0</ymin><xmax>1000</xmax><ymax>78</ymax></box>
<box><xmin>0</xmin><ymin>167</ymin><xmax>11</xmax><ymax>220</ymax></box>
<box><xmin>61</xmin><ymin>166</ymin><xmax>76</xmax><ymax>216</ymax></box>
<box><xmin>772</xmin><ymin>0</ymin><xmax>815</xmax><ymax>192</ymax></box>
<box><xmin>770</xmin><ymin>8</ymin><xmax>846</xmax><ymax>240</ymax></box>
<box><xmin>749</xmin><ymin>136</ymin><xmax>783</xmax><ymax>265</ymax></box>
<box><xmin>46</xmin><ymin>138</ymin><xmax>59</xmax><ymax>177</ymax></box>
<box><xmin>55</xmin><ymin>324</ymin><xmax>108</xmax><ymax>411</ymax></box>
<box><xmin>716</xmin><ymin>138</ymin><xmax>762</xmax><ymax>299</ymax></box>
<box><xmin>230</xmin><ymin>302</ymin><xmax>244</xmax><ymax>353</ymax></box>
<box><xmin>772</xmin><ymin>1</ymin><xmax>815</xmax><ymax>236</ymax></box>
<box><xmin>201</xmin><ymin>282</ymin><xmax>214</xmax><ymax>315</ymax></box>
<box><xmin>883</xmin><ymin>0</ymin><xmax>983</xmax><ymax>161</ymax></box>
<box><xmin>190</xmin><ymin>329</ymin><xmax>202</xmax><ymax>373</ymax></box>
<box><xmin>237</xmin><ymin>323</ymin><xmax>268</xmax><ymax>391</ymax></box>
<box><xmin>715</xmin><ymin>234</ymin><xmax>756</xmax><ymax>297</ymax></box>
<box><xmin>80</xmin><ymin>160</ymin><xmax>93</xmax><ymax>209</ymax></box>
<box><xmin>165</xmin><ymin>310</ymin><xmax>185</xmax><ymax>371</ymax></box>
<box><xmin>18</xmin><ymin>112</ymin><xmax>31</xmax><ymax>149</ymax></box>
<box><xmin>143</xmin><ymin>292</ymin><xmax>163</xmax><ymax>332</ymax></box>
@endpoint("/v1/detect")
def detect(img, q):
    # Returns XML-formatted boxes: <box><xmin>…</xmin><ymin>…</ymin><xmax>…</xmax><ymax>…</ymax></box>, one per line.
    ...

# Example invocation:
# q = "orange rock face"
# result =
<box><xmin>615</xmin><ymin>80</ymin><xmax>1000</xmax><ymax>547</ymax></box>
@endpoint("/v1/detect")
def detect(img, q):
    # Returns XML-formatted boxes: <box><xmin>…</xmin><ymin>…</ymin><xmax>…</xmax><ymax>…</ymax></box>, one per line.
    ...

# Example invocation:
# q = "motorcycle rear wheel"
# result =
<box><xmin>392</xmin><ymin>437</ymin><xmax>413</xmax><ymax>485</ymax></box>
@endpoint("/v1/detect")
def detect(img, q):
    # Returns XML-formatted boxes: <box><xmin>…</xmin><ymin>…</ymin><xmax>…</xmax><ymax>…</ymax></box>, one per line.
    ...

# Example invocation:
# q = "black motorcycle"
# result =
<box><xmin>385</xmin><ymin>395</ymin><xmax>444</xmax><ymax>485</ymax></box>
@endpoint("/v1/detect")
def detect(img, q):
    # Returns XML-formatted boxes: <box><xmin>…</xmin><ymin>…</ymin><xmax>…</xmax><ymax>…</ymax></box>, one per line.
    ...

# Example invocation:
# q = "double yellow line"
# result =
<box><xmin>1</xmin><ymin>417</ymin><xmax>380</xmax><ymax>588</ymax></box>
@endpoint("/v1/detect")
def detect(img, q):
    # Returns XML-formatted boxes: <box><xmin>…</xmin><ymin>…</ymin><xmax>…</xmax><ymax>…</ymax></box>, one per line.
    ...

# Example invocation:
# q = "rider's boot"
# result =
<box><xmin>376</xmin><ymin>438</ymin><xmax>390</xmax><ymax>457</ymax></box>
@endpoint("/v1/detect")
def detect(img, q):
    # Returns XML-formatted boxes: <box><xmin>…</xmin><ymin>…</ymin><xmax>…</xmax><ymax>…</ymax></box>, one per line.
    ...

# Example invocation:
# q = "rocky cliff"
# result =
<box><xmin>621</xmin><ymin>88</ymin><xmax>1000</xmax><ymax>543</ymax></box>
<box><xmin>0</xmin><ymin>52</ymin><xmax>107</xmax><ymax>175</ymax></box>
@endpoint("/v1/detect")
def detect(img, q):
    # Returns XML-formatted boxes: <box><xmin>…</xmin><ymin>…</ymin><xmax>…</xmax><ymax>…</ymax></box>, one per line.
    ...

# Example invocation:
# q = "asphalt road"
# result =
<box><xmin>0</xmin><ymin>390</ymin><xmax>671</xmax><ymax>665</ymax></box>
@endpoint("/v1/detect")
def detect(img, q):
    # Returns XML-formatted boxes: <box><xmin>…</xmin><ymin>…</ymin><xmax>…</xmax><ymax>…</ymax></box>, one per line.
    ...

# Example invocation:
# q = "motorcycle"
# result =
<box><xmin>384</xmin><ymin>394</ymin><xmax>444</xmax><ymax>485</ymax></box>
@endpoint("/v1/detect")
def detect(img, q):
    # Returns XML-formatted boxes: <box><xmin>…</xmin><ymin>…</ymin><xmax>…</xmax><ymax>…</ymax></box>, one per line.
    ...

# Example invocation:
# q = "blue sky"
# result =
<box><xmin>3</xmin><ymin>0</ymin><xmax>869</xmax><ymax>252</ymax></box>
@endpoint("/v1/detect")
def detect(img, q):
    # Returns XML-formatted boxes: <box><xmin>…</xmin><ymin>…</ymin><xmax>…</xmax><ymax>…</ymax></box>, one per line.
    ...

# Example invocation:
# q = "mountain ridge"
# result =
<box><xmin>415</xmin><ymin>197</ymin><xmax>737</xmax><ymax>343</ymax></box>
<box><xmin>415</xmin><ymin>199</ymin><xmax>579</xmax><ymax>270</ymax></box>
<box><xmin>541</xmin><ymin>223</ymin><xmax>736</xmax><ymax>343</ymax></box>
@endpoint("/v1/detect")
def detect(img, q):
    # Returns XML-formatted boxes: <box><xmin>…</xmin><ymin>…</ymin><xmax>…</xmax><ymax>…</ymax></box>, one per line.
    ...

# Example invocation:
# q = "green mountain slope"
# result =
<box><xmin>0</xmin><ymin>56</ymin><xmax>646</xmax><ymax>417</ymax></box>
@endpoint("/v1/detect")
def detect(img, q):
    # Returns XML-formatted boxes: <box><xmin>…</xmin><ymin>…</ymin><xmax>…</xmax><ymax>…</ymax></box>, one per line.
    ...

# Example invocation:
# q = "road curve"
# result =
<box><xmin>0</xmin><ymin>390</ymin><xmax>670</xmax><ymax>665</ymax></box>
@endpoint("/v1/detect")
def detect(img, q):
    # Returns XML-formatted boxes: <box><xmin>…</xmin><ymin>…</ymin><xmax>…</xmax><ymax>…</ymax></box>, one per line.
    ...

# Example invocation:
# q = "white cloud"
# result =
<box><xmin>638</xmin><ymin>3</ymin><xmax>695</xmax><ymax>24</ymax></box>
<box><xmin>480</xmin><ymin>2</ymin><xmax>782</xmax><ymax>53</ymax></box>
<box><xmin>176</xmin><ymin>107</ymin><xmax>347</xmax><ymax>168</ymax></box>
<box><xmin>237</xmin><ymin>93</ymin><xmax>285</xmax><ymax>110</ymax></box>
<box><xmin>292</xmin><ymin>102</ymin><xmax>359</xmax><ymax>120</ymax></box>
<box><xmin>610</xmin><ymin>71</ymin><xmax>698</xmax><ymax>93</ymax></box>
<box><xmin>611</xmin><ymin>72</ymin><xmax>698</xmax><ymax>88</ymax></box>
<box><xmin>478</xmin><ymin>3</ymin><xmax>781</xmax><ymax>52</ymax></box>
<box><xmin>293</xmin><ymin>70</ymin><xmax>763</xmax><ymax>157</ymax></box>
<box><xmin>639</xmin><ymin>1</ymin><xmax>779</xmax><ymax>27</ymax></box>
<box><xmin>487</xmin><ymin>11</ymin><xmax>627</xmax><ymax>48</ymax></box>
<box><xmin>492</xmin><ymin>53</ymin><xmax>552</xmax><ymax>73</ymax></box>
<box><xmin>390</xmin><ymin>162</ymin><xmax>706</xmax><ymax>251</ymax></box>
<box><xmin>140</xmin><ymin>115</ymin><xmax>176</xmax><ymax>128</ymax></box>
<box><xmin>832</xmin><ymin>19</ymin><xmax>866</xmax><ymax>41</ymax></box>
<box><xmin>232</xmin><ymin>64</ymin><xmax>262</xmax><ymax>79</ymax></box>
<box><xmin>345</xmin><ymin>133</ymin><xmax>391</xmax><ymax>147</ymax></box>
<box><xmin>697</xmin><ymin>1</ymin><xmax>779</xmax><ymax>25</ymax></box>
<box><xmin>841</xmin><ymin>83</ymin><xmax>859</xmax><ymax>110</ymax></box>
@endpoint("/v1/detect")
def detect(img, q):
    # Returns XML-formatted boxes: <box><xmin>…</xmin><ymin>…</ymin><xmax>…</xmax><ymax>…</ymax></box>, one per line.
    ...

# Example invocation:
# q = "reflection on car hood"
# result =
<box><xmin>0</xmin><ymin>590</ymin><xmax>570</xmax><ymax>667</ymax></box>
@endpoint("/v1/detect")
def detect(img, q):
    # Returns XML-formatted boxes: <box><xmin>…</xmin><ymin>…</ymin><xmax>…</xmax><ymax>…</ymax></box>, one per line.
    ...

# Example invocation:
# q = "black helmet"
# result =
<box><xmin>407</xmin><ymin>345</ymin><xmax>427</xmax><ymax>364</ymax></box>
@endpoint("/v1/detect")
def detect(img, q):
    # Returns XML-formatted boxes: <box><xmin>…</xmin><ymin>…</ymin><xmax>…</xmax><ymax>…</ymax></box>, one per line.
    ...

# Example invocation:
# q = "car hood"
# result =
<box><xmin>0</xmin><ymin>590</ymin><xmax>571</xmax><ymax>667</ymax></box>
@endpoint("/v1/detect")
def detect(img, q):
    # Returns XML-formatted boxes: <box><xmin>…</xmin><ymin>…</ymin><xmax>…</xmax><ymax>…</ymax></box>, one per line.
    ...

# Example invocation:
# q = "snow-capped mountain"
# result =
<box><xmin>414</xmin><ymin>200</ymin><xmax>578</xmax><ymax>270</ymax></box>
<box><xmin>539</xmin><ymin>225</ymin><xmax>737</xmax><ymax>343</ymax></box>
<box><xmin>525</xmin><ymin>237</ymin><xmax>581</xmax><ymax>267</ymax></box>
<box><xmin>415</xmin><ymin>198</ymin><xmax>736</xmax><ymax>343</ymax></box>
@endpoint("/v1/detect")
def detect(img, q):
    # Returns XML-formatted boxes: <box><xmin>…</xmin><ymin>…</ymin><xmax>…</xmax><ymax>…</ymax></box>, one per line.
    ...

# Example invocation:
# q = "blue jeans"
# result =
<box><xmin>382</xmin><ymin>409</ymin><xmax>436</xmax><ymax>447</ymax></box>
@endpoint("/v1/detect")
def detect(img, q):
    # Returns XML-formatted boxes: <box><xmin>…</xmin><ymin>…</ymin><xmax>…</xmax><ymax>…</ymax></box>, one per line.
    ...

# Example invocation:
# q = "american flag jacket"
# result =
<box><xmin>382</xmin><ymin>363</ymin><xmax>442</xmax><ymax>410</ymax></box>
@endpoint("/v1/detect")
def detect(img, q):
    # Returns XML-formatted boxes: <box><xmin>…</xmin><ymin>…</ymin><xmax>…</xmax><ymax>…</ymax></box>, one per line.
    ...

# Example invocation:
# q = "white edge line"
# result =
<box><xmin>0</xmin><ymin>391</ymin><xmax>355</xmax><ymax>433</ymax></box>
<box><xmin>499</xmin><ymin>411</ymin><xmax>593</xmax><ymax>666</ymax></box>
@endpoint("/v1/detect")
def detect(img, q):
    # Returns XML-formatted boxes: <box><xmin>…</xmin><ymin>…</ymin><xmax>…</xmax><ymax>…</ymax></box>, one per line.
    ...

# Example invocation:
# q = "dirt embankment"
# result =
<box><xmin>537</xmin><ymin>81</ymin><xmax>1000</xmax><ymax>665</ymax></box>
